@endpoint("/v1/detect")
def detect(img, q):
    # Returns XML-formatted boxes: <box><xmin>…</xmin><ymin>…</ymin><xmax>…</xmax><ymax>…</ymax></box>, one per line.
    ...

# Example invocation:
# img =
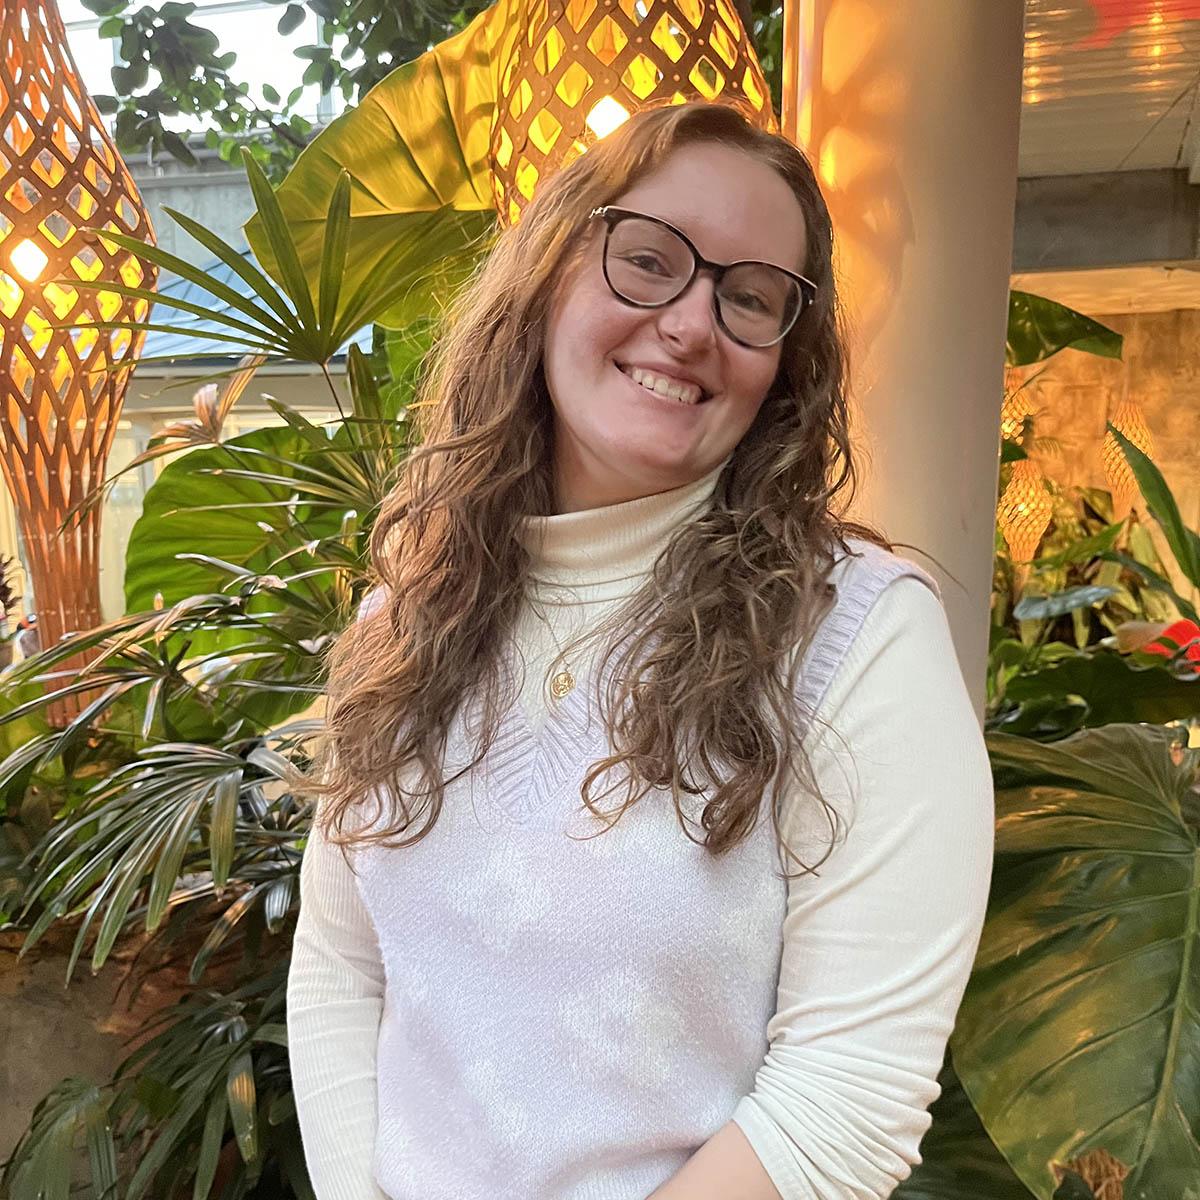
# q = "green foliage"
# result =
<box><xmin>76</xmin><ymin>150</ymin><xmax>422</xmax><ymax>367</ymax></box>
<box><xmin>3</xmin><ymin>964</ymin><xmax>311</xmax><ymax>1200</ymax></box>
<box><xmin>1006</xmin><ymin>291</ymin><xmax>1124</xmax><ymax>367</ymax></box>
<box><xmin>80</xmin><ymin>0</ymin><xmax>785</xmax><ymax>179</ymax></box>
<box><xmin>1108</xmin><ymin>425</ymin><xmax>1200</xmax><ymax>591</ymax></box>
<box><xmin>1</xmin><ymin>135</ymin><xmax>419</xmax><ymax>1194</ymax></box>
<box><xmin>987</xmin><ymin>482</ymin><xmax>1197</xmax><ymax>737</ymax></box>
<box><xmin>955</xmin><ymin>724</ymin><xmax>1200</xmax><ymax>1199</ymax></box>
<box><xmin>895</xmin><ymin>1058</ymin><xmax>1034</xmax><ymax>1199</ymax></box>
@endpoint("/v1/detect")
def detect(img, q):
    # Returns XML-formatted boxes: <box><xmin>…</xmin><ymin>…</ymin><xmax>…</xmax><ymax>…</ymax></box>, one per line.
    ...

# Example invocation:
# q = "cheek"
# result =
<box><xmin>728</xmin><ymin>350</ymin><xmax>781</xmax><ymax>419</ymax></box>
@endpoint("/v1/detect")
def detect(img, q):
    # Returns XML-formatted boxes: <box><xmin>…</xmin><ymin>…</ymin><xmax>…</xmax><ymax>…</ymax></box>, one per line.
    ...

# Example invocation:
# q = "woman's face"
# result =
<box><xmin>542</xmin><ymin>139</ymin><xmax>810</xmax><ymax>512</ymax></box>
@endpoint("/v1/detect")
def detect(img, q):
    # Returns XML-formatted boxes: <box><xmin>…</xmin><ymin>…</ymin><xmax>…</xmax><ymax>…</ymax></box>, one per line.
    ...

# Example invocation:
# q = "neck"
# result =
<box><xmin>521</xmin><ymin>458</ymin><xmax>727</xmax><ymax>596</ymax></box>
<box><xmin>550</xmin><ymin>441</ymin><xmax>713</xmax><ymax>515</ymax></box>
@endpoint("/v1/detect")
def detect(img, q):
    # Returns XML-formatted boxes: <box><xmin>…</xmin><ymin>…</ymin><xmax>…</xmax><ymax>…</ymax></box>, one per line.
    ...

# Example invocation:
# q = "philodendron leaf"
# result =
<box><xmin>244</xmin><ymin>0</ymin><xmax>518</xmax><ymax>330</ymax></box>
<box><xmin>954</xmin><ymin>724</ymin><xmax>1200</xmax><ymax>1200</ymax></box>
<box><xmin>1006</xmin><ymin>292</ymin><xmax>1123</xmax><ymax>366</ymax></box>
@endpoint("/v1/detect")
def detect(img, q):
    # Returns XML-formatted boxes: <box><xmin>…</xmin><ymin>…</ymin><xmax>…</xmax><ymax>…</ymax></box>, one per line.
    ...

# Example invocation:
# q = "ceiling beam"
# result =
<box><xmin>1013</xmin><ymin>168</ymin><xmax>1200</xmax><ymax>272</ymax></box>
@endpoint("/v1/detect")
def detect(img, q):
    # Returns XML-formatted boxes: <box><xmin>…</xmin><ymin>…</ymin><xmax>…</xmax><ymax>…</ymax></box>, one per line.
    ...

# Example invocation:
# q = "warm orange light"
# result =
<box><xmin>489</xmin><ymin>0</ymin><xmax>775</xmax><ymax>226</ymax></box>
<box><xmin>1102</xmin><ymin>396</ymin><xmax>1154</xmax><ymax>521</ymax></box>
<box><xmin>585</xmin><ymin>95</ymin><xmax>630</xmax><ymax>139</ymax></box>
<box><xmin>0</xmin><ymin>0</ymin><xmax>157</xmax><ymax>724</ymax></box>
<box><xmin>9</xmin><ymin>238</ymin><xmax>48</xmax><ymax>282</ymax></box>
<box><xmin>997</xmin><ymin>458</ymin><xmax>1053</xmax><ymax>593</ymax></box>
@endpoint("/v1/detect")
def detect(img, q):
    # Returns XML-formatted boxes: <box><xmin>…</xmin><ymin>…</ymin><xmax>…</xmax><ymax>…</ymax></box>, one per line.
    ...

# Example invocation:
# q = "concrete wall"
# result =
<box><xmin>128</xmin><ymin>149</ymin><xmax>256</xmax><ymax>259</ymax></box>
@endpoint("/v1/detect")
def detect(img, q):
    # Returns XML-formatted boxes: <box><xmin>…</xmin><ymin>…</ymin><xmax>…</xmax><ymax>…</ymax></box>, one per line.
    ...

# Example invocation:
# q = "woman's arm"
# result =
<box><xmin>288</xmin><ymin>809</ymin><xmax>389</xmax><ymax>1200</ymax></box>
<box><xmin>652</xmin><ymin>575</ymin><xmax>995</xmax><ymax>1200</ymax></box>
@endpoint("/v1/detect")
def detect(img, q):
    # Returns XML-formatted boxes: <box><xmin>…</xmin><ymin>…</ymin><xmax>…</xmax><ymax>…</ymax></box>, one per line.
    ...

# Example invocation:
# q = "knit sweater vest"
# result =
<box><xmin>348</xmin><ymin>512</ymin><xmax>939</xmax><ymax>1200</ymax></box>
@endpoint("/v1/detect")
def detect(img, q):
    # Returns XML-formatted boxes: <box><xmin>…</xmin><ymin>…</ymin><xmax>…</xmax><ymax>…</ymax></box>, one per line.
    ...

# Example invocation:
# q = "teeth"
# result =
<box><xmin>625</xmin><ymin>365</ymin><xmax>703</xmax><ymax>405</ymax></box>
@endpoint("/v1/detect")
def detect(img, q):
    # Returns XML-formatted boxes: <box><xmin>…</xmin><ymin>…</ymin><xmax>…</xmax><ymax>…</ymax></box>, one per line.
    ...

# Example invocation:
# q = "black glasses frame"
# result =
<box><xmin>588</xmin><ymin>205</ymin><xmax>817</xmax><ymax>349</ymax></box>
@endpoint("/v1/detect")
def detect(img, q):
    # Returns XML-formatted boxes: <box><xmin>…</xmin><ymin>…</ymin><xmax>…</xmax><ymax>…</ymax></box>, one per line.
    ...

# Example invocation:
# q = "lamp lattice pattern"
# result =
<box><xmin>489</xmin><ymin>0</ymin><xmax>775</xmax><ymax>227</ymax></box>
<box><xmin>1</xmin><ymin>0</ymin><xmax>155</xmax><ymax>719</ymax></box>
<box><xmin>997</xmin><ymin>458</ymin><xmax>1053</xmax><ymax>567</ymax></box>
<box><xmin>1101</xmin><ymin>396</ymin><xmax>1154</xmax><ymax>521</ymax></box>
<box><xmin>1000</xmin><ymin>380</ymin><xmax>1035</xmax><ymax>444</ymax></box>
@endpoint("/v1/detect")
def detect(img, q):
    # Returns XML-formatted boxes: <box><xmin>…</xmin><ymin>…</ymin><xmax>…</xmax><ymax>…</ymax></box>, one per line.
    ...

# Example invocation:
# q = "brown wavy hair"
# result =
<box><xmin>310</xmin><ymin>99</ymin><xmax>889</xmax><ymax>875</ymax></box>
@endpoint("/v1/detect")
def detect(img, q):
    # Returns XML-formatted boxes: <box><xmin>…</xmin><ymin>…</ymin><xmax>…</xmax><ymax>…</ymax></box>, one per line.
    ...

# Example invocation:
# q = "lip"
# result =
<box><xmin>613</xmin><ymin>359</ymin><xmax>713</xmax><ymax>401</ymax></box>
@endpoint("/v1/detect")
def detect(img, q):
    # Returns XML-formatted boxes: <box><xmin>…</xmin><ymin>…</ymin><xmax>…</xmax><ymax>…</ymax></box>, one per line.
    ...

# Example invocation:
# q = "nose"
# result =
<box><xmin>655</xmin><ymin>268</ymin><xmax>719</xmax><ymax>352</ymax></box>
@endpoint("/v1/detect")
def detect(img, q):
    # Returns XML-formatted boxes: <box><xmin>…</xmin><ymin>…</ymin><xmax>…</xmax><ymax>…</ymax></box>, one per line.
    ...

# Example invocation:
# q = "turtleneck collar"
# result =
<box><xmin>520</xmin><ymin>461</ymin><xmax>726</xmax><ymax>596</ymax></box>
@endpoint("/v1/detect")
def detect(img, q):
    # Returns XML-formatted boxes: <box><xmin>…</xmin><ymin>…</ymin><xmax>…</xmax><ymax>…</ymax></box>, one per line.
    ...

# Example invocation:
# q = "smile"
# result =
<box><xmin>615</xmin><ymin>361</ymin><xmax>710</xmax><ymax>405</ymax></box>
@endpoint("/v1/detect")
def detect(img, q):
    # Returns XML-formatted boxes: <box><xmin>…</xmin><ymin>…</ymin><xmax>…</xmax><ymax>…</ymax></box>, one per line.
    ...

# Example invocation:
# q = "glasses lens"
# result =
<box><xmin>605</xmin><ymin>217</ymin><xmax>694</xmax><ymax>305</ymax></box>
<box><xmin>716</xmin><ymin>263</ymin><xmax>803</xmax><ymax>347</ymax></box>
<box><xmin>603</xmin><ymin>214</ymin><xmax>806</xmax><ymax>347</ymax></box>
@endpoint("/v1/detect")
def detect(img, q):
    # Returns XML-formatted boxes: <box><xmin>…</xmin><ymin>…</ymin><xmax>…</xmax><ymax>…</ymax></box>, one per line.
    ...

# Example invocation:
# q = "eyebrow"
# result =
<box><xmin>630</xmin><ymin>207</ymin><xmax>804</xmax><ymax>276</ymax></box>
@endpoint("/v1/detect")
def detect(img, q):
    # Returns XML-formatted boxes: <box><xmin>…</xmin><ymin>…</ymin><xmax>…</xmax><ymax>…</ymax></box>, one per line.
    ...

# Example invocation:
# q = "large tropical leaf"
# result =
<box><xmin>125</xmin><ymin>423</ymin><xmax>351</xmax><ymax>617</ymax></box>
<box><xmin>895</xmin><ymin>1058</ymin><xmax>1034</xmax><ymax>1199</ymax></box>
<box><xmin>1002</xmin><ymin>648</ymin><xmax>1200</xmax><ymax>728</ymax></box>
<box><xmin>954</xmin><ymin>724</ymin><xmax>1200</xmax><ymax>1200</ymax></box>
<box><xmin>70</xmin><ymin>151</ymin><xmax>402</xmax><ymax>372</ymax></box>
<box><xmin>1007</xmin><ymin>292</ymin><xmax>1123</xmax><ymax>367</ymax></box>
<box><xmin>244</xmin><ymin>0</ymin><xmax>518</xmax><ymax>329</ymax></box>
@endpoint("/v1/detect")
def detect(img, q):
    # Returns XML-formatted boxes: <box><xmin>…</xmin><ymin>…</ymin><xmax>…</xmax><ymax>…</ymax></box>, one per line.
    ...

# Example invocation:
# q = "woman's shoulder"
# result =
<box><xmin>794</xmin><ymin>536</ymin><xmax>945</xmax><ymax>720</ymax></box>
<box><xmin>825</xmin><ymin>534</ymin><xmax>942</xmax><ymax>604</ymax></box>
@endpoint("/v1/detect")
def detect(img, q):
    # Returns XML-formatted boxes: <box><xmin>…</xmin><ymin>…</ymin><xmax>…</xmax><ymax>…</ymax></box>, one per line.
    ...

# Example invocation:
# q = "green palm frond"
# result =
<box><xmin>64</xmin><ymin>151</ymin><xmax>432</xmax><ymax>382</ymax></box>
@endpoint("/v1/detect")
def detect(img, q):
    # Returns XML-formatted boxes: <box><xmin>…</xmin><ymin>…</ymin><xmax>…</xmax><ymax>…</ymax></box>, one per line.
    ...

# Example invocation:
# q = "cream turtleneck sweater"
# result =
<box><xmin>287</xmin><ymin>467</ymin><xmax>994</xmax><ymax>1200</ymax></box>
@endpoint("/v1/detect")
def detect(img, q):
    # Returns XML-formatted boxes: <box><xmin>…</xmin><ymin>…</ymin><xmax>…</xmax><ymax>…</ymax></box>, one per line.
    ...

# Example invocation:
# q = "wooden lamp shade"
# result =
<box><xmin>997</xmin><ymin>458</ymin><xmax>1053</xmax><ymax>595</ymax></box>
<box><xmin>1102</xmin><ymin>395</ymin><xmax>1154</xmax><ymax>522</ymax></box>
<box><xmin>1</xmin><ymin>0</ymin><xmax>155</xmax><ymax>719</ymax></box>
<box><xmin>489</xmin><ymin>0</ymin><xmax>776</xmax><ymax>227</ymax></box>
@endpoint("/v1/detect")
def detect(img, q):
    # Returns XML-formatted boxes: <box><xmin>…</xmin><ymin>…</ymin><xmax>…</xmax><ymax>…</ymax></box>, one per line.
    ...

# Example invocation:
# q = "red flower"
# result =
<box><xmin>1142</xmin><ymin>619</ymin><xmax>1200</xmax><ymax>674</ymax></box>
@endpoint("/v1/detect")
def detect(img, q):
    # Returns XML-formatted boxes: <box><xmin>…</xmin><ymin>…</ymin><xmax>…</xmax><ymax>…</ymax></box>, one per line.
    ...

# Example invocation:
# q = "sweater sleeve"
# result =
<box><xmin>288</xmin><ymin>810</ymin><xmax>389</xmax><ymax>1200</ymax></box>
<box><xmin>730</xmin><ymin>575</ymin><xmax>995</xmax><ymax>1199</ymax></box>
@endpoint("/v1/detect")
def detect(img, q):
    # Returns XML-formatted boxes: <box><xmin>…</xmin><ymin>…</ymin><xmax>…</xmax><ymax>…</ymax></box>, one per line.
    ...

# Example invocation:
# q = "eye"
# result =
<box><xmin>619</xmin><ymin>251</ymin><xmax>671</xmax><ymax>275</ymax></box>
<box><xmin>725</xmin><ymin>289</ymin><xmax>770</xmax><ymax>314</ymax></box>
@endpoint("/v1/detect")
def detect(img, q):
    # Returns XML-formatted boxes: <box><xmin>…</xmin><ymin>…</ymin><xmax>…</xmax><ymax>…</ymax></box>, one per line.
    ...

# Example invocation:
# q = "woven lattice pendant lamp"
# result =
<box><xmin>489</xmin><ymin>0</ymin><xmax>776</xmax><ymax>226</ymax></box>
<box><xmin>1</xmin><ymin>0</ymin><xmax>155</xmax><ymax>719</ymax></box>
<box><xmin>1102</xmin><ymin>393</ymin><xmax>1154</xmax><ymax>523</ymax></box>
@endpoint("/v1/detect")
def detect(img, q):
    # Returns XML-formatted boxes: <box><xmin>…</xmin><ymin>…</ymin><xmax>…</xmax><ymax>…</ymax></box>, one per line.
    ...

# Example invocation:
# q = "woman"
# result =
<box><xmin>289</xmin><ymin>100</ymin><xmax>994</xmax><ymax>1200</ymax></box>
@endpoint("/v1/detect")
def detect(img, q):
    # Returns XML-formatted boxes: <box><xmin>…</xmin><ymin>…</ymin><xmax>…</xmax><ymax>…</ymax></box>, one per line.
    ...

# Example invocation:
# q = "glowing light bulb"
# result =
<box><xmin>585</xmin><ymin>96</ymin><xmax>630</xmax><ymax>139</ymax></box>
<box><xmin>9</xmin><ymin>239</ymin><xmax>49</xmax><ymax>282</ymax></box>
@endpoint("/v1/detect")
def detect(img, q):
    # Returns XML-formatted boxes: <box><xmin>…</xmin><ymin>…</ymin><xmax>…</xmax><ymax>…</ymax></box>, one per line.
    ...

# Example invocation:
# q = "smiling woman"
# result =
<box><xmin>288</xmin><ymin>100</ymin><xmax>993</xmax><ymax>1200</ymax></box>
<box><xmin>544</xmin><ymin>142</ymin><xmax>812</xmax><ymax>511</ymax></box>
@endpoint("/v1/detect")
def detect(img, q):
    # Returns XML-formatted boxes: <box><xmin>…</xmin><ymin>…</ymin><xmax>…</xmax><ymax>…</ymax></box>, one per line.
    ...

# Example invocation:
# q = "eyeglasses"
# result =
<box><xmin>588</xmin><ymin>205</ymin><xmax>817</xmax><ymax>349</ymax></box>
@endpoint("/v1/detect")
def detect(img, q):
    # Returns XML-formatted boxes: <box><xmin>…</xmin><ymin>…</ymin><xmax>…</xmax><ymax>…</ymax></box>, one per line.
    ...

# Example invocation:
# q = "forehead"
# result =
<box><xmin>613</xmin><ymin>141</ymin><xmax>808</xmax><ymax>273</ymax></box>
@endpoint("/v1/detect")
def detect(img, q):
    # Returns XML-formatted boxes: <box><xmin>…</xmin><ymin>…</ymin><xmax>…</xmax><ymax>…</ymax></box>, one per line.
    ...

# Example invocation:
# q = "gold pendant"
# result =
<box><xmin>550</xmin><ymin>669</ymin><xmax>576</xmax><ymax>699</ymax></box>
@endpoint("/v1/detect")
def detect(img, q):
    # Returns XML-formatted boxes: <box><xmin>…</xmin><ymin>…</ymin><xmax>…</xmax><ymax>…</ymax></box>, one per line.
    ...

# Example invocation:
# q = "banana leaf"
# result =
<box><xmin>954</xmin><ymin>724</ymin><xmax>1200</xmax><ymax>1199</ymax></box>
<box><xmin>245</xmin><ymin>0</ymin><xmax>519</xmax><ymax>330</ymax></box>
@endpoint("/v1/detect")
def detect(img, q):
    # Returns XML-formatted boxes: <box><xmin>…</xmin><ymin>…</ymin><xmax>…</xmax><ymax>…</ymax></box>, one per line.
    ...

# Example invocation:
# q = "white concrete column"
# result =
<box><xmin>782</xmin><ymin>0</ymin><xmax>1025</xmax><ymax>713</ymax></box>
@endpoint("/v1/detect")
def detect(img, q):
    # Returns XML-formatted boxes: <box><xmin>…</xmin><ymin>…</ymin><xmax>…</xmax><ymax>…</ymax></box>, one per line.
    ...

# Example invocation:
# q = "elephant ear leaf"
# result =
<box><xmin>244</xmin><ymin>0</ymin><xmax>519</xmax><ymax>331</ymax></box>
<box><xmin>955</xmin><ymin>723</ymin><xmax>1200</xmax><ymax>1200</ymax></box>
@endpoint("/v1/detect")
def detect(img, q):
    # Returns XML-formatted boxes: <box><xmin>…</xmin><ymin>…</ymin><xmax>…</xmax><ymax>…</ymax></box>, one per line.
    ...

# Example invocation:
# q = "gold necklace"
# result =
<box><xmin>527</xmin><ymin>600</ymin><xmax>576</xmax><ymax>699</ymax></box>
